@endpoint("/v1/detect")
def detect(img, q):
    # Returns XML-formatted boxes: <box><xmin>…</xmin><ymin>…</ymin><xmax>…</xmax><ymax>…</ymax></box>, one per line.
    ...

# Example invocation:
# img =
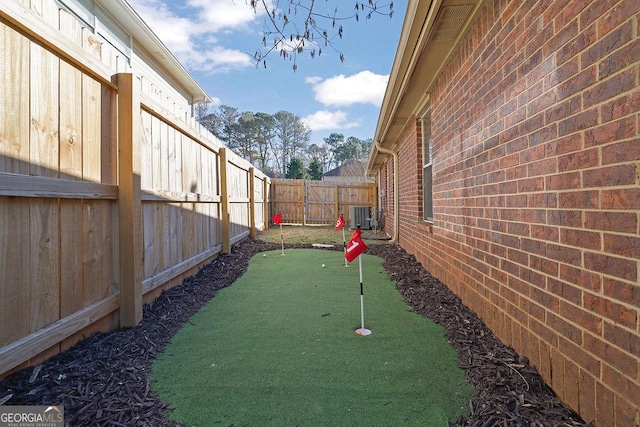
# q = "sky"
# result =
<box><xmin>126</xmin><ymin>0</ymin><xmax>407</xmax><ymax>146</ymax></box>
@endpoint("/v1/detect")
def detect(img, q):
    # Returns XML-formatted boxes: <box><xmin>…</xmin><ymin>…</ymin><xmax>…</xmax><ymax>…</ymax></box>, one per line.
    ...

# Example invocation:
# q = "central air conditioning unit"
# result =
<box><xmin>350</xmin><ymin>206</ymin><xmax>371</xmax><ymax>230</ymax></box>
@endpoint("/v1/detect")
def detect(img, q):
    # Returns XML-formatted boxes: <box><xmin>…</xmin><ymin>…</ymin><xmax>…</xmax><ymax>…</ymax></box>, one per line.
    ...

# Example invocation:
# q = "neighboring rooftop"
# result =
<box><xmin>323</xmin><ymin>160</ymin><xmax>373</xmax><ymax>182</ymax></box>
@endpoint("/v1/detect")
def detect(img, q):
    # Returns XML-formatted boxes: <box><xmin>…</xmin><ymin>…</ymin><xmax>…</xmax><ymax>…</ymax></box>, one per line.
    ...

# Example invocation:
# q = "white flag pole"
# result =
<box><xmin>280</xmin><ymin>222</ymin><xmax>285</xmax><ymax>255</ymax></box>
<box><xmin>355</xmin><ymin>253</ymin><xmax>371</xmax><ymax>336</ymax></box>
<box><xmin>342</xmin><ymin>227</ymin><xmax>349</xmax><ymax>267</ymax></box>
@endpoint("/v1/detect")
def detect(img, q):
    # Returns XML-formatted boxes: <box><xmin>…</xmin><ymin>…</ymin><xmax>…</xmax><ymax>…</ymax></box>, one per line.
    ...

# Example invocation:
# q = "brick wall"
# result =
<box><xmin>382</xmin><ymin>0</ymin><xmax>640</xmax><ymax>425</ymax></box>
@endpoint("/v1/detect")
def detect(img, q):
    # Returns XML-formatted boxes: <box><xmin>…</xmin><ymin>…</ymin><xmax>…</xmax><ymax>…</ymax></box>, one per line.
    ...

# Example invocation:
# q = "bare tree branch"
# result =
<box><xmin>248</xmin><ymin>0</ymin><xmax>394</xmax><ymax>71</ymax></box>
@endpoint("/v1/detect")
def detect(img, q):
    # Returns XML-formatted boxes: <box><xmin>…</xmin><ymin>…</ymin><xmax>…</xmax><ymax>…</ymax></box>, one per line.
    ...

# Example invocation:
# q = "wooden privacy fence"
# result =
<box><xmin>270</xmin><ymin>179</ymin><xmax>376</xmax><ymax>226</ymax></box>
<box><xmin>0</xmin><ymin>9</ymin><xmax>268</xmax><ymax>376</ymax></box>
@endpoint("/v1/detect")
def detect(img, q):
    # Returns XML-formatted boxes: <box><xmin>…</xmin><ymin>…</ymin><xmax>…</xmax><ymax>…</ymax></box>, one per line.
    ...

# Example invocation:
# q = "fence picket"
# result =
<box><xmin>270</xmin><ymin>179</ymin><xmax>376</xmax><ymax>226</ymax></box>
<box><xmin>0</xmin><ymin>2</ymin><xmax>270</xmax><ymax>378</ymax></box>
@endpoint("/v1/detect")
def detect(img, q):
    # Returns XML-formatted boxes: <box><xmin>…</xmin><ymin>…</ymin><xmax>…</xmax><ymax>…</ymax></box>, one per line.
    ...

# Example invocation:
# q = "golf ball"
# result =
<box><xmin>263</xmin><ymin>253</ymin><xmax>266</xmax><ymax>257</ymax></box>
<box><xmin>322</xmin><ymin>264</ymin><xmax>326</xmax><ymax>268</ymax></box>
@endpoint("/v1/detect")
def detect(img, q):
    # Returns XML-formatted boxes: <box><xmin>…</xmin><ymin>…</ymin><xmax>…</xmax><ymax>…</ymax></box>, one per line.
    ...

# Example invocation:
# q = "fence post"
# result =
<box><xmin>219</xmin><ymin>147</ymin><xmax>231</xmax><ymax>254</ymax></box>
<box><xmin>263</xmin><ymin>178</ymin><xmax>269</xmax><ymax>230</ymax></box>
<box><xmin>303</xmin><ymin>180</ymin><xmax>307</xmax><ymax>226</ymax></box>
<box><xmin>249</xmin><ymin>167</ymin><xmax>256</xmax><ymax>238</ymax></box>
<box><xmin>116</xmin><ymin>73</ymin><xmax>143</xmax><ymax>327</ymax></box>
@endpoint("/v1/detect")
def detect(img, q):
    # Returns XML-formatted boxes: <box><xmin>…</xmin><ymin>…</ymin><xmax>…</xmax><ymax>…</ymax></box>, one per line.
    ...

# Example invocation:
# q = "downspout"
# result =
<box><xmin>374</xmin><ymin>141</ymin><xmax>399</xmax><ymax>244</ymax></box>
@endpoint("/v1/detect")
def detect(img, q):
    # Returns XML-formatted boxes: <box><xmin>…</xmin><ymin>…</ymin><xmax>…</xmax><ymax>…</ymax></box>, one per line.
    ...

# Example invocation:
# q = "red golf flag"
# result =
<box><xmin>345</xmin><ymin>228</ymin><xmax>367</xmax><ymax>262</ymax></box>
<box><xmin>334</xmin><ymin>214</ymin><xmax>345</xmax><ymax>231</ymax></box>
<box><xmin>272</xmin><ymin>212</ymin><xmax>282</xmax><ymax>225</ymax></box>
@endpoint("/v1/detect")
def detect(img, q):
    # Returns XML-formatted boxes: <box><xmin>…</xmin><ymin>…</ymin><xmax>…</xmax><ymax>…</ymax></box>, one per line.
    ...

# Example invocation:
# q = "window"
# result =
<box><xmin>95</xmin><ymin>6</ymin><xmax>132</xmax><ymax>62</ymax></box>
<box><xmin>422</xmin><ymin>114</ymin><xmax>433</xmax><ymax>222</ymax></box>
<box><xmin>56</xmin><ymin>0</ymin><xmax>132</xmax><ymax>62</ymax></box>
<box><xmin>56</xmin><ymin>0</ymin><xmax>95</xmax><ymax>29</ymax></box>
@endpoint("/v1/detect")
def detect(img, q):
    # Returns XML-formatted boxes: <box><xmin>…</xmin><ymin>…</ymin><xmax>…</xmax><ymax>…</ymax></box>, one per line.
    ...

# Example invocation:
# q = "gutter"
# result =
<box><xmin>373</xmin><ymin>140</ymin><xmax>399</xmax><ymax>244</ymax></box>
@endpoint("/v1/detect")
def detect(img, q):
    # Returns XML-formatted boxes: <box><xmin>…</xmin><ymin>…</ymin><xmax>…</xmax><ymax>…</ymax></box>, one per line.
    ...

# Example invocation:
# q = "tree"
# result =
<box><xmin>272</xmin><ymin>111</ymin><xmax>311</xmax><ymax>176</ymax></box>
<box><xmin>323</xmin><ymin>133</ymin><xmax>345</xmax><ymax>169</ymax></box>
<box><xmin>236</xmin><ymin>112</ymin><xmax>259</xmax><ymax>163</ymax></box>
<box><xmin>334</xmin><ymin>136</ymin><xmax>372</xmax><ymax>164</ymax></box>
<box><xmin>196</xmin><ymin>103</ymin><xmax>224</xmax><ymax>141</ymax></box>
<box><xmin>307</xmin><ymin>143</ymin><xmax>332</xmax><ymax>172</ymax></box>
<box><xmin>215</xmin><ymin>105</ymin><xmax>241</xmax><ymax>147</ymax></box>
<box><xmin>195</xmin><ymin>104</ymin><xmax>372</xmax><ymax>174</ymax></box>
<box><xmin>199</xmin><ymin>112</ymin><xmax>222</xmax><ymax>139</ymax></box>
<box><xmin>308</xmin><ymin>159</ymin><xmax>324</xmax><ymax>180</ymax></box>
<box><xmin>286</xmin><ymin>157</ymin><xmax>309</xmax><ymax>179</ymax></box>
<box><xmin>195</xmin><ymin>103</ymin><xmax>210</xmax><ymax>121</ymax></box>
<box><xmin>198</xmin><ymin>105</ymin><xmax>240</xmax><ymax>148</ymax></box>
<box><xmin>252</xmin><ymin>112</ymin><xmax>276</xmax><ymax>170</ymax></box>
<box><xmin>249</xmin><ymin>1</ymin><xmax>395</xmax><ymax>71</ymax></box>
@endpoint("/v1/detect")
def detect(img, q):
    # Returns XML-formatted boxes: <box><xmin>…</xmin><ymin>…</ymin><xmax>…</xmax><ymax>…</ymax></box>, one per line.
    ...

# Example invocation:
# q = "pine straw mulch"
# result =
<box><xmin>0</xmin><ymin>238</ymin><xmax>590</xmax><ymax>426</ymax></box>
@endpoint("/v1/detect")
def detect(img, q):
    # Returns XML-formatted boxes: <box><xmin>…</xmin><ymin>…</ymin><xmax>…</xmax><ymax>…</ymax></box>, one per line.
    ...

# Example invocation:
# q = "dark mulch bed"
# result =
<box><xmin>0</xmin><ymin>239</ymin><xmax>589</xmax><ymax>426</ymax></box>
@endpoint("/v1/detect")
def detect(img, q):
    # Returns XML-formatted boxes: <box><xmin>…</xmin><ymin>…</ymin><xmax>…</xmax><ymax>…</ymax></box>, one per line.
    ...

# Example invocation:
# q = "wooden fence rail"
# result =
<box><xmin>0</xmin><ymin>4</ymin><xmax>269</xmax><ymax>376</ymax></box>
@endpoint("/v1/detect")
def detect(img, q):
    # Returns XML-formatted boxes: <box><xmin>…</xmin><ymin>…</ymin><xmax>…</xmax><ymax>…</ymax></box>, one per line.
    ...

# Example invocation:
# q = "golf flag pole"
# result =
<box><xmin>334</xmin><ymin>213</ymin><xmax>348</xmax><ymax>267</ymax></box>
<box><xmin>357</xmin><ymin>255</ymin><xmax>371</xmax><ymax>335</ymax></box>
<box><xmin>345</xmin><ymin>226</ymin><xmax>370</xmax><ymax>336</ymax></box>
<box><xmin>280</xmin><ymin>222</ymin><xmax>285</xmax><ymax>255</ymax></box>
<box><xmin>272</xmin><ymin>213</ymin><xmax>285</xmax><ymax>255</ymax></box>
<box><xmin>343</xmin><ymin>227</ymin><xmax>348</xmax><ymax>267</ymax></box>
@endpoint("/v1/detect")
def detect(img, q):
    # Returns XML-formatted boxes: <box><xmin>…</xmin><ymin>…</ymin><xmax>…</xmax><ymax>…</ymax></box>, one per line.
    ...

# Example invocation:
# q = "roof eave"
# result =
<box><xmin>98</xmin><ymin>0</ymin><xmax>211</xmax><ymax>104</ymax></box>
<box><xmin>367</xmin><ymin>0</ymin><xmax>486</xmax><ymax>176</ymax></box>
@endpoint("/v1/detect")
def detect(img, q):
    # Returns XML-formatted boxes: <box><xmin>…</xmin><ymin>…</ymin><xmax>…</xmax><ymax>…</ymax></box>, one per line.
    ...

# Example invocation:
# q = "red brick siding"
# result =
<box><xmin>379</xmin><ymin>0</ymin><xmax>640</xmax><ymax>425</ymax></box>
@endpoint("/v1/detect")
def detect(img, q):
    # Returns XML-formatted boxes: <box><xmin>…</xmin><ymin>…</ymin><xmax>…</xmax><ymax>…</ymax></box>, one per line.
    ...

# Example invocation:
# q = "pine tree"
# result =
<box><xmin>286</xmin><ymin>157</ymin><xmax>309</xmax><ymax>179</ymax></box>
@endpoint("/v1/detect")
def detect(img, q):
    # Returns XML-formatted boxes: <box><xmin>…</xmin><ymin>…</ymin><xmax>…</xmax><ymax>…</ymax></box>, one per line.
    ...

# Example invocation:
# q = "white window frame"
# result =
<box><xmin>56</xmin><ymin>0</ymin><xmax>132</xmax><ymax>63</ymax></box>
<box><xmin>421</xmin><ymin>113</ymin><xmax>433</xmax><ymax>222</ymax></box>
<box><xmin>56</xmin><ymin>0</ymin><xmax>95</xmax><ymax>29</ymax></box>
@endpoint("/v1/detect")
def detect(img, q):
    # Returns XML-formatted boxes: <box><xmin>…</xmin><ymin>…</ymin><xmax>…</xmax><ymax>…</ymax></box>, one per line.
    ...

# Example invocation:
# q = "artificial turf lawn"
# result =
<box><xmin>151</xmin><ymin>248</ymin><xmax>473</xmax><ymax>426</ymax></box>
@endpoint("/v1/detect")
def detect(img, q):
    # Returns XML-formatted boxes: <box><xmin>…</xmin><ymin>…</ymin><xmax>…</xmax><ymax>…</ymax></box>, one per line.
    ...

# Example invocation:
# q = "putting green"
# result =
<box><xmin>151</xmin><ymin>248</ymin><xmax>473</xmax><ymax>426</ymax></box>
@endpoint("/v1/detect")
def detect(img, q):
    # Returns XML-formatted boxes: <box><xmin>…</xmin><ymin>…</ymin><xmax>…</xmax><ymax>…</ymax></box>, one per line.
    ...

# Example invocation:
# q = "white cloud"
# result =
<box><xmin>190</xmin><ymin>47</ymin><xmax>254</xmax><ymax>72</ymax></box>
<box><xmin>305</xmin><ymin>76</ymin><xmax>323</xmax><ymax>85</ymax></box>
<box><xmin>128</xmin><ymin>0</ymin><xmax>258</xmax><ymax>72</ymax></box>
<box><xmin>302</xmin><ymin>110</ymin><xmax>361</xmax><ymax>132</ymax></box>
<box><xmin>309</xmin><ymin>71</ymin><xmax>389</xmax><ymax>107</ymax></box>
<box><xmin>187</xmin><ymin>0</ymin><xmax>260</xmax><ymax>31</ymax></box>
<box><xmin>129</xmin><ymin>0</ymin><xmax>193</xmax><ymax>48</ymax></box>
